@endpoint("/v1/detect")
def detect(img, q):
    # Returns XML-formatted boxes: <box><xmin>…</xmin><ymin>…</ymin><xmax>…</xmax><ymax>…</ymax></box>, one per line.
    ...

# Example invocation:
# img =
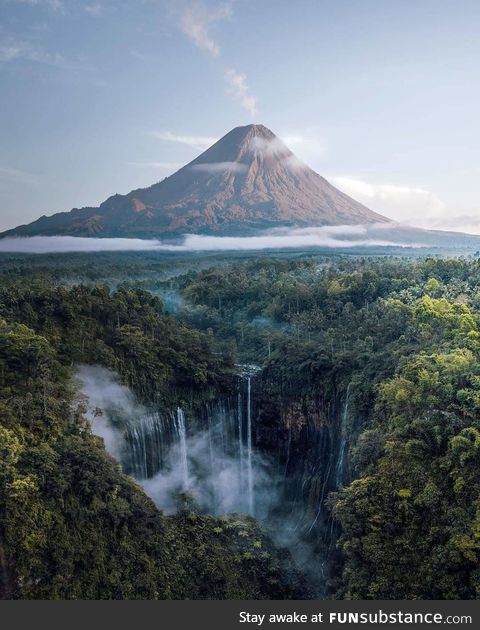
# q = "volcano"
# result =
<box><xmin>1</xmin><ymin>124</ymin><xmax>388</xmax><ymax>239</ymax></box>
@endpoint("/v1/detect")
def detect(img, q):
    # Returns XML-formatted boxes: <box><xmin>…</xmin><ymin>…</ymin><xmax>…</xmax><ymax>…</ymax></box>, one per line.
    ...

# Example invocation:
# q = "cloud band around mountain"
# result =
<box><xmin>0</xmin><ymin>225</ymin><xmax>418</xmax><ymax>254</ymax></box>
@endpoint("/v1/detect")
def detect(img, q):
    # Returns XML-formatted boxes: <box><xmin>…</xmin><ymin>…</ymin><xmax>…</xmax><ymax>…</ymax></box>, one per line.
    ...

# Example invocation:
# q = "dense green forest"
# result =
<box><xmin>1</xmin><ymin>251</ymin><xmax>479</xmax><ymax>599</ymax></box>
<box><xmin>177</xmin><ymin>255</ymin><xmax>480</xmax><ymax>599</ymax></box>
<box><xmin>0</xmin><ymin>268</ymin><xmax>303</xmax><ymax>599</ymax></box>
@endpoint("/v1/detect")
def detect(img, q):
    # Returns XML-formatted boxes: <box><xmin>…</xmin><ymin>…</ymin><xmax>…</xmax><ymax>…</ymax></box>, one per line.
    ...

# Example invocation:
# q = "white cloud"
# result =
<box><xmin>190</xmin><ymin>161</ymin><xmax>247</xmax><ymax>173</ymax></box>
<box><xmin>0</xmin><ymin>236</ymin><xmax>170</xmax><ymax>254</ymax></box>
<box><xmin>0</xmin><ymin>39</ymin><xmax>52</xmax><ymax>64</ymax></box>
<box><xmin>180</xmin><ymin>227</ymin><xmax>410</xmax><ymax>250</ymax></box>
<box><xmin>180</xmin><ymin>0</ymin><xmax>231</xmax><ymax>58</ymax></box>
<box><xmin>84</xmin><ymin>3</ymin><xmax>102</xmax><ymax>17</ymax></box>
<box><xmin>427</xmin><ymin>213</ymin><xmax>480</xmax><ymax>235</ymax></box>
<box><xmin>177</xmin><ymin>2</ymin><xmax>258</xmax><ymax>116</ymax></box>
<box><xmin>241</xmin><ymin>132</ymin><xmax>325</xmax><ymax>171</ymax></box>
<box><xmin>245</xmin><ymin>132</ymin><xmax>325</xmax><ymax>169</ymax></box>
<box><xmin>247</xmin><ymin>135</ymin><xmax>320</xmax><ymax>174</ymax></box>
<box><xmin>0</xmin><ymin>35</ymin><xmax>92</xmax><ymax>71</ymax></box>
<box><xmin>249</xmin><ymin>135</ymin><xmax>289</xmax><ymax>156</ymax></box>
<box><xmin>0</xmin><ymin>43</ymin><xmax>24</xmax><ymax>62</ymax></box>
<box><xmin>282</xmin><ymin>155</ymin><xmax>308</xmax><ymax>172</ymax></box>
<box><xmin>282</xmin><ymin>134</ymin><xmax>326</xmax><ymax>163</ymax></box>
<box><xmin>224</xmin><ymin>67</ymin><xmax>257</xmax><ymax>116</ymax></box>
<box><xmin>46</xmin><ymin>0</ymin><xmax>63</xmax><ymax>11</ymax></box>
<box><xmin>7</xmin><ymin>0</ymin><xmax>65</xmax><ymax>13</ymax></box>
<box><xmin>280</xmin><ymin>135</ymin><xmax>304</xmax><ymax>147</ymax></box>
<box><xmin>329</xmin><ymin>175</ymin><xmax>480</xmax><ymax>235</ymax></box>
<box><xmin>331</xmin><ymin>176</ymin><xmax>444</xmax><ymax>225</ymax></box>
<box><xmin>0</xmin><ymin>227</ymin><xmax>415</xmax><ymax>254</ymax></box>
<box><xmin>152</xmin><ymin>130</ymin><xmax>218</xmax><ymax>150</ymax></box>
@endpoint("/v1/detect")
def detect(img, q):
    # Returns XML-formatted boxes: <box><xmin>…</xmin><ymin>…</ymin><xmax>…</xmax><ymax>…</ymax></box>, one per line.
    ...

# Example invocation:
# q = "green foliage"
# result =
<box><xmin>0</xmin><ymin>279</ymin><xmax>303</xmax><ymax>600</ymax></box>
<box><xmin>2</xmin><ymin>252</ymin><xmax>480</xmax><ymax>599</ymax></box>
<box><xmin>177</xmin><ymin>255</ymin><xmax>480</xmax><ymax>599</ymax></box>
<box><xmin>0</xmin><ymin>282</ymin><xmax>233</xmax><ymax>406</ymax></box>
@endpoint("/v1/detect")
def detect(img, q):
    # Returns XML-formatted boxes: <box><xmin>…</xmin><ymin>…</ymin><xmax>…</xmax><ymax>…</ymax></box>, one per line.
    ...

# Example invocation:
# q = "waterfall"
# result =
<box><xmin>79</xmin><ymin>362</ymin><xmax>268</xmax><ymax>521</ymax></box>
<box><xmin>237</xmin><ymin>390</ymin><xmax>244</xmax><ymax>480</ymax></box>
<box><xmin>207</xmin><ymin>411</ymin><xmax>217</xmax><ymax>511</ymax></box>
<box><xmin>124</xmin><ymin>411</ymin><xmax>174</xmax><ymax>480</ymax></box>
<box><xmin>109</xmin><ymin>368</ymin><xmax>261</xmax><ymax>517</ymax></box>
<box><xmin>176</xmin><ymin>407</ymin><xmax>189</xmax><ymax>490</ymax></box>
<box><xmin>246</xmin><ymin>376</ymin><xmax>254</xmax><ymax>515</ymax></box>
<box><xmin>307</xmin><ymin>384</ymin><xmax>352</xmax><ymax>534</ymax></box>
<box><xmin>335</xmin><ymin>383</ymin><xmax>351</xmax><ymax>489</ymax></box>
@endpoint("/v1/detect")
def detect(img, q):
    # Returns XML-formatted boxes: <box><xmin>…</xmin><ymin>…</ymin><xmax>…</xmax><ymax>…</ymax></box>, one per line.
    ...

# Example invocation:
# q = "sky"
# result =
<box><xmin>1</xmin><ymin>0</ymin><xmax>480</xmax><ymax>234</ymax></box>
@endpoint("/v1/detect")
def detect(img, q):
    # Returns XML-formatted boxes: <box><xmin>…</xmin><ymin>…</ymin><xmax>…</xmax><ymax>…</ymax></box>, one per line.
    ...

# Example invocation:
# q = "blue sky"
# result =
<box><xmin>1</xmin><ymin>0</ymin><xmax>480</xmax><ymax>233</ymax></box>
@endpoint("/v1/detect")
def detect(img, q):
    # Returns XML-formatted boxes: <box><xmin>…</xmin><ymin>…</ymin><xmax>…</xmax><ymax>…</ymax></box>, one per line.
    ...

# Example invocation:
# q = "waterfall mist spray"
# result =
<box><xmin>75</xmin><ymin>365</ymin><xmax>275</xmax><ymax>518</ymax></box>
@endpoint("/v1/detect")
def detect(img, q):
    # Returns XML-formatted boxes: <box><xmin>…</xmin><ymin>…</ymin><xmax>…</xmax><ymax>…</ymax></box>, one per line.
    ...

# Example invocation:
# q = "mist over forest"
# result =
<box><xmin>1</xmin><ymin>248</ymin><xmax>479</xmax><ymax>599</ymax></box>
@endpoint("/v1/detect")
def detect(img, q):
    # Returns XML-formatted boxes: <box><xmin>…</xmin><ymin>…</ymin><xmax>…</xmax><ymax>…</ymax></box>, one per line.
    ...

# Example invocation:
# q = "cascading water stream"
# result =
<box><xmin>107</xmin><ymin>369</ymin><xmax>261</xmax><ymax>517</ymax></box>
<box><xmin>124</xmin><ymin>411</ymin><xmax>174</xmax><ymax>480</ymax></box>
<box><xmin>246</xmin><ymin>376</ymin><xmax>254</xmax><ymax>516</ymax></box>
<box><xmin>307</xmin><ymin>384</ymin><xmax>352</xmax><ymax>534</ymax></box>
<box><xmin>237</xmin><ymin>391</ymin><xmax>244</xmax><ymax>480</ymax></box>
<box><xmin>176</xmin><ymin>407</ymin><xmax>189</xmax><ymax>489</ymax></box>
<box><xmin>335</xmin><ymin>382</ymin><xmax>350</xmax><ymax>489</ymax></box>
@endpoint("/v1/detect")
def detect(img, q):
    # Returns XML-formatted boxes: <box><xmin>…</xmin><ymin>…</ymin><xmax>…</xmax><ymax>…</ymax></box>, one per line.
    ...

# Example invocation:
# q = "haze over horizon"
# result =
<box><xmin>1</xmin><ymin>0</ymin><xmax>480</xmax><ymax>234</ymax></box>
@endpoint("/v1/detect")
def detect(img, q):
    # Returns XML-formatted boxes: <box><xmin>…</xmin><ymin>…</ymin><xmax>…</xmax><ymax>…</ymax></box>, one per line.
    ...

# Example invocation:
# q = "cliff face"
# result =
<box><xmin>1</xmin><ymin>124</ymin><xmax>387</xmax><ymax>239</ymax></box>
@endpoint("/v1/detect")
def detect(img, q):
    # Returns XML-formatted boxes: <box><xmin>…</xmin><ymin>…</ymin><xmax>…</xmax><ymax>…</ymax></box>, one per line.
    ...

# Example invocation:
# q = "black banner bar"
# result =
<box><xmin>0</xmin><ymin>600</ymin><xmax>478</xmax><ymax>630</ymax></box>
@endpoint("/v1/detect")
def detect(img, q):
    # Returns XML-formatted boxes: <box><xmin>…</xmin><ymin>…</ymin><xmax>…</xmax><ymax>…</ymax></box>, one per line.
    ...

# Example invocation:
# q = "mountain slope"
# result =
<box><xmin>1</xmin><ymin>124</ymin><xmax>388</xmax><ymax>239</ymax></box>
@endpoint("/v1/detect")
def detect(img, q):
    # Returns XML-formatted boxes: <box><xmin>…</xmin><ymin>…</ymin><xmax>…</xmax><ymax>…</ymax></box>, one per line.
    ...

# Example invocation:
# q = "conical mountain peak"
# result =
<box><xmin>227</xmin><ymin>123</ymin><xmax>276</xmax><ymax>140</ymax></box>
<box><xmin>189</xmin><ymin>123</ymin><xmax>290</xmax><ymax>168</ymax></box>
<box><xmin>1</xmin><ymin>124</ymin><xmax>389</xmax><ymax>239</ymax></box>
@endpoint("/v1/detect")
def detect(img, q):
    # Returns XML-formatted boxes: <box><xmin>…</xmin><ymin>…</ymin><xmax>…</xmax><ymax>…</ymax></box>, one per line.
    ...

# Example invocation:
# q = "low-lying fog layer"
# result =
<box><xmin>75</xmin><ymin>365</ymin><xmax>274</xmax><ymax>518</ymax></box>
<box><xmin>0</xmin><ymin>224</ymin><xmax>421</xmax><ymax>253</ymax></box>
